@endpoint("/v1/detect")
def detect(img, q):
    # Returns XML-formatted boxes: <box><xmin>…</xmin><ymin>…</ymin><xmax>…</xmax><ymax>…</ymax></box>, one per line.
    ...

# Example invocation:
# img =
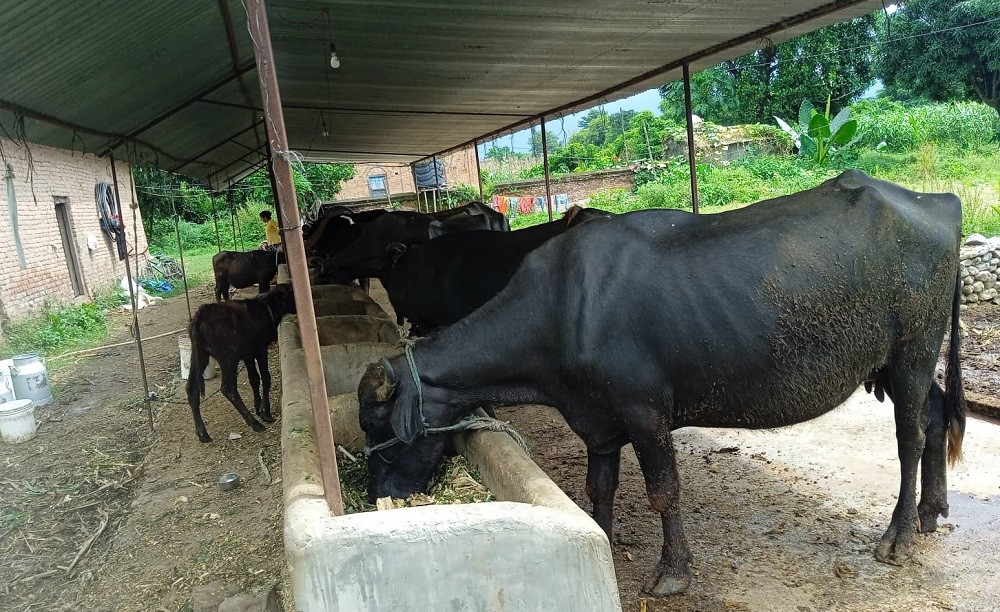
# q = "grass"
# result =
<box><xmin>339</xmin><ymin>454</ymin><xmax>495</xmax><ymax>514</ymax></box>
<box><xmin>509</xmin><ymin>146</ymin><xmax>1000</xmax><ymax>237</ymax></box>
<box><xmin>0</xmin><ymin>290</ymin><xmax>129</xmax><ymax>359</ymax></box>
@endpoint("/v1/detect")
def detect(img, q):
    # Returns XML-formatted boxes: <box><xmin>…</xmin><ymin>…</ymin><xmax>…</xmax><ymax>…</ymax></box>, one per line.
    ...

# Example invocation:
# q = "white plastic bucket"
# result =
<box><xmin>0</xmin><ymin>399</ymin><xmax>36</xmax><ymax>443</ymax></box>
<box><xmin>178</xmin><ymin>335</ymin><xmax>217</xmax><ymax>380</ymax></box>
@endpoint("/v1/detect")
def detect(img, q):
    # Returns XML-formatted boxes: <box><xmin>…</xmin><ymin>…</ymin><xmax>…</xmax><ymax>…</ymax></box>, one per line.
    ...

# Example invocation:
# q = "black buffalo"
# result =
<box><xmin>328</xmin><ymin>202</ymin><xmax>509</xmax><ymax>282</ymax></box>
<box><xmin>187</xmin><ymin>287</ymin><xmax>296</xmax><ymax>442</ymax></box>
<box><xmin>357</xmin><ymin>171</ymin><xmax>966</xmax><ymax>597</ymax></box>
<box><xmin>212</xmin><ymin>250</ymin><xmax>283</xmax><ymax>301</ymax></box>
<box><xmin>383</xmin><ymin>206</ymin><xmax>611</xmax><ymax>334</ymax></box>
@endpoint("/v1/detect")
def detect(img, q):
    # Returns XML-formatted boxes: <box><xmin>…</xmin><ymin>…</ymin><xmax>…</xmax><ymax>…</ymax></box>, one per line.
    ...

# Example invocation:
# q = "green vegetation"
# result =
<box><xmin>877</xmin><ymin>0</ymin><xmax>1000</xmax><ymax>121</ymax></box>
<box><xmin>0</xmin><ymin>289</ymin><xmax>129</xmax><ymax>358</ymax></box>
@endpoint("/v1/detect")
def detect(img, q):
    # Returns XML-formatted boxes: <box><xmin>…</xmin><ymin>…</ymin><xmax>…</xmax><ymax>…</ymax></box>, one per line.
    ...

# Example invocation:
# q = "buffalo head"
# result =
<box><xmin>358</xmin><ymin>356</ymin><xmax>449</xmax><ymax>502</ymax></box>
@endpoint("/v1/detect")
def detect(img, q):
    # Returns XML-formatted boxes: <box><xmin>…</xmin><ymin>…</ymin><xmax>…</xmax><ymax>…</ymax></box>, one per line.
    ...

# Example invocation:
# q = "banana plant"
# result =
<box><xmin>775</xmin><ymin>97</ymin><xmax>859</xmax><ymax>165</ymax></box>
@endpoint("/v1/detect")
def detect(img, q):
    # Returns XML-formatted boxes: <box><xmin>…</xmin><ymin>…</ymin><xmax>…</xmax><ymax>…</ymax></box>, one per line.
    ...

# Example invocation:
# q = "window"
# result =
<box><xmin>368</xmin><ymin>174</ymin><xmax>388</xmax><ymax>198</ymax></box>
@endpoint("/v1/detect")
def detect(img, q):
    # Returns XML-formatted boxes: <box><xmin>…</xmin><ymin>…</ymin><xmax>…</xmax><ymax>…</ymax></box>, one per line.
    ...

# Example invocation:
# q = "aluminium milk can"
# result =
<box><xmin>9</xmin><ymin>353</ymin><xmax>53</xmax><ymax>406</ymax></box>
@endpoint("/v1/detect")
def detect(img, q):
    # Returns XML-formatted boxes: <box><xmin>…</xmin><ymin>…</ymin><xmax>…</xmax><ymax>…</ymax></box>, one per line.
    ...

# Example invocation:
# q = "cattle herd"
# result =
<box><xmin>189</xmin><ymin>170</ymin><xmax>968</xmax><ymax>598</ymax></box>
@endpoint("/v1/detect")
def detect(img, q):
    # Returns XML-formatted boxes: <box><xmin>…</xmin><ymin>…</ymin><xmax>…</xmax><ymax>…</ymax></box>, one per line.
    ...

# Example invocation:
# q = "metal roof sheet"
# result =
<box><xmin>0</xmin><ymin>0</ymin><xmax>882</xmax><ymax>185</ymax></box>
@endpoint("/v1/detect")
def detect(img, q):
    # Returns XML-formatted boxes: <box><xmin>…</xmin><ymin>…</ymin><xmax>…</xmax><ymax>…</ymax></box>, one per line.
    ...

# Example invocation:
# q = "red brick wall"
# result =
<box><xmin>336</xmin><ymin>146</ymin><xmax>480</xmax><ymax>201</ymax></box>
<box><xmin>493</xmin><ymin>168</ymin><xmax>635</xmax><ymax>203</ymax></box>
<box><xmin>0</xmin><ymin>139</ymin><xmax>148</xmax><ymax>324</ymax></box>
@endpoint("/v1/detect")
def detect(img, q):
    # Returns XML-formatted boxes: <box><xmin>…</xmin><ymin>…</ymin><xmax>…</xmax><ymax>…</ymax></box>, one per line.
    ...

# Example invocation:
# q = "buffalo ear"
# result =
<box><xmin>385</xmin><ymin>242</ymin><xmax>407</xmax><ymax>262</ymax></box>
<box><xmin>359</xmin><ymin>358</ymin><xmax>397</xmax><ymax>407</ymax></box>
<box><xmin>390</xmin><ymin>394</ymin><xmax>425</xmax><ymax>444</ymax></box>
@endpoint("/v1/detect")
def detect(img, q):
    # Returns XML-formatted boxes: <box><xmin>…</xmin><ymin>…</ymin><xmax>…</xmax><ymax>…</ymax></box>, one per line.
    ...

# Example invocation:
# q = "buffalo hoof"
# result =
<box><xmin>874</xmin><ymin>531</ymin><xmax>913</xmax><ymax>566</ymax></box>
<box><xmin>642</xmin><ymin>562</ymin><xmax>691</xmax><ymax>597</ymax></box>
<box><xmin>250</xmin><ymin>420</ymin><xmax>266</xmax><ymax>432</ymax></box>
<box><xmin>258</xmin><ymin>411</ymin><xmax>275</xmax><ymax>424</ymax></box>
<box><xmin>198</xmin><ymin>432</ymin><xmax>213</xmax><ymax>443</ymax></box>
<box><xmin>917</xmin><ymin>500</ymin><xmax>949</xmax><ymax>533</ymax></box>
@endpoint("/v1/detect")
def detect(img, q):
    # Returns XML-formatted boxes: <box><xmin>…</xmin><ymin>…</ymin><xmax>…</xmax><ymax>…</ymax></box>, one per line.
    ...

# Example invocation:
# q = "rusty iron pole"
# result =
<box><xmin>109</xmin><ymin>152</ymin><xmax>154</xmax><ymax>433</ymax></box>
<box><xmin>541</xmin><ymin>117</ymin><xmax>554</xmax><ymax>222</ymax></box>
<box><xmin>264</xmin><ymin>135</ymin><xmax>283</xmax><ymax>229</ymax></box>
<box><xmin>246</xmin><ymin>0</ymin><xmax>343</xmax><ymax>515</ymax></box>
<box><xmin>474</xmin><ymin>141</ymin><xmax>484</xmax><ymax>200</ymax></box>
<box><xmin>210</xmin><ymin>193</ymin><xmax>223</xmax><ymax>252</ymax></box>
<box><xmin>683</xmin><ymin>63</ymin><xmax>700</xmax><ymax>214</ymax></box>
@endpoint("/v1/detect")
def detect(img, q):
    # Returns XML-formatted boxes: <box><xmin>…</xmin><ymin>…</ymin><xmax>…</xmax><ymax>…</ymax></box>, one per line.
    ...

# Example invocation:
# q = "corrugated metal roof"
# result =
<box><xmin>0</xmin><ymin>0</ymin><xmax>882</xmax><ymax>185</ymax></box>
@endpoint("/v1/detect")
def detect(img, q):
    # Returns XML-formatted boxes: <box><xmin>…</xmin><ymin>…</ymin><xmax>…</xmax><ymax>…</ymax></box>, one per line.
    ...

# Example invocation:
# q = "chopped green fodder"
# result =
<box><xmin>339</xmin><ymin>454</ymin><xmax>495</xmax><ymax>514</ymax></box>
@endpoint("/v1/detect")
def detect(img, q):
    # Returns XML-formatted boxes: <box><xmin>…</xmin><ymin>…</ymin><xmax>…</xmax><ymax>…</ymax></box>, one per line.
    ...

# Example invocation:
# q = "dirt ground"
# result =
<box><xmin>1</xmin><ymin>283</ymin><xmax>284</xmax><ymax>612</ymax></box>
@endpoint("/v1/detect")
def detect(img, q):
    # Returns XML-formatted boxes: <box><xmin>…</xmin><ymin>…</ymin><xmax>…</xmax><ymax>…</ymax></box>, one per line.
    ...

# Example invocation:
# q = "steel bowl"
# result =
<box><xmin>217</xmin><ymin>472</ymin><xmax>241</xmax><ymax>492</ymax></box>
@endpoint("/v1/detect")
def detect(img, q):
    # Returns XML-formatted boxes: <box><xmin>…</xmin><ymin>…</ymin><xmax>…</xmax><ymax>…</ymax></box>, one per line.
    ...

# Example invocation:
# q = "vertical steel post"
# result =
<box><xmin>210</xmin><ymin>193</ymin><xmax>223</xmax><ymax>252</ymax></box>
<box><xmin>246</xmin><ymin>0</ymin><xmax>343</xmax><ymax>515</ymax></box>
<box><xmin>541</xmin><ymin>117</ymin><xmax>554</xmax><ymax>222</ymax></box>
<box><xmin>474</xmin><ymin>142</ymin><xmax>484</xmax><ymax>199</ymax></box>
<box><xmin>109</xmin><ymin>152</ymin><xmax>154</xmax><ymax>433</ymax></box>
<box><xmin>683</xmin><ymin>63</ymin><xmax>700</xmax><ymax>214</ymax></box>
<box><xmin>431</xmin><ymin>155</ymin><xmax>440</xmax><ymax>212</ymax></box>
<box><xmin>171</xmin><ymin>198</ymin><xmax>193</xmax><ymax>322</ymax></box>
<box><xmin>228</xmin><ymin>189</ymin><xmax>238</xmax><ymax>250</ymax></box>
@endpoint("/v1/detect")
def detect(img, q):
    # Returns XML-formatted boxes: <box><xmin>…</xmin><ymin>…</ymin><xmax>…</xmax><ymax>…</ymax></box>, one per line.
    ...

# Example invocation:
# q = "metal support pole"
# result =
<box><xmin>171</xmin><ymin>198</ymin><xmax>193</xmax><ymax>321</ymax></box>
<box><xmin>210</xmin><ymin>193</ymin><xmax>223</xmax><ymax>252</ymax></box>
<box><xmin>246</xmin><ymin>0</ymin><xmax>343</xmax><ymax>515</ymax></box>
<box><xmin>474</xmin><ymin>142</ymin><xmax>484</xmax><ymax>199</ymax></box>
<box><xmin>264</xmin><ymin>136</ymin><xmax>283</xmax><ymax>229</ymax></box>
<box><xmin>228</xmin><ymin>190</ymin><xmax>238</xmax><ymax>250</ymax></box>
<box><xmin>683</xmin><ymin>63</ymin><xmax>700</xmax><ymax>214</ymax></box>
<box><xmin>541</xmin><ymin>117</ymin><xmax>554</xmax><ymax>222</ymax></box>
<box><xmin>431</xmin><ymin>155</ymin><xmax>440</xmax><ymax>212</ymax></box>
<box><xmin>109</xmin><ymin>152</ymin><xmax>154</xmax><ymax>433</ymax></box>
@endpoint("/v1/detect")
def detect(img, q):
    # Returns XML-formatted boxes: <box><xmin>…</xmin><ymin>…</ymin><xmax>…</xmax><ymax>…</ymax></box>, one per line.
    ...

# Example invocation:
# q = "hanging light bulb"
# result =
<box><xmin>320</xmin><ymin>112</ymin><xmax>330</xmax><ymax>138</ymax></box>
<box><xmin>329</xmin><ymin>42</ymin><xmax>341</xmax><ymax>69</ymax></box>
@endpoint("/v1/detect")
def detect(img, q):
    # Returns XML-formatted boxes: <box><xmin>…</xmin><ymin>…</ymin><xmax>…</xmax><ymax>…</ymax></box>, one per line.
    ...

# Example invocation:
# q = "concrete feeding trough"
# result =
<box><xmin>280</xmin><ymin>284</ymin><xmax>621</xmax><ymax>611</ymax></box>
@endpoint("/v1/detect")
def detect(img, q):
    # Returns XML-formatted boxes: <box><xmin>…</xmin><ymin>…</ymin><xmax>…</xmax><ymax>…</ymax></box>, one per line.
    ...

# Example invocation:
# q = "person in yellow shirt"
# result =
<box><xmin>259</xmin><ymin>210</ymin><xmax>281</xmax><ymax>251</ymax></box>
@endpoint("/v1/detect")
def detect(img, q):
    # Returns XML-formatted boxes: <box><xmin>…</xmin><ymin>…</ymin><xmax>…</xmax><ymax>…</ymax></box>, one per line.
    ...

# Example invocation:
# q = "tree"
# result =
<box><xmin>658</xmin><ymin>15</ymin><xmax>877</xmax><ymax>125</ymax></box>
<box><xmin>658</xmin><ymin>66</ymin><xmax>737</xmax><ymax>124</ymax></box>
<box><xmin>877</xmin><ymin>0</ymin><xmax>1000</xmax><ymax>118</ymax></box>
<box><xmin>484</xmin><ymin>146</ymin><xmax>517</xmax><ymax>161</ymax></box>
<box><xmin>529</xmin><ymin>129</ymin><xmax>562</xmax><ymax>156</ymax></box>
<box><xmin>569</xmin><ymin>108</ymin><xmax>637</xmax><ymax>149</ymax></box>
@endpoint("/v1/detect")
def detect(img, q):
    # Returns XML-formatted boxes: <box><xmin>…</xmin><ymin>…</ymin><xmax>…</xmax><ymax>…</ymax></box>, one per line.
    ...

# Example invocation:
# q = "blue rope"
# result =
<box><xmin>363</xmin><ymin>346</ymin><xmax>531</xmax><ymax>457</ymax></box>
<box><xmin>405</xmin><ymin>344</ymin><xmax>428</xmax><ymax>430</ymax></box>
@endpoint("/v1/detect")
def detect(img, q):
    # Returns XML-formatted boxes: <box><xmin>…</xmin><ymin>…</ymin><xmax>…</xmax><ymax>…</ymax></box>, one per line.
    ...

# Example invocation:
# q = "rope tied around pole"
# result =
<box><xmin>364</xmin><ymin>344</ymin><xmax>531</xmax><ymax>457</ymax></box>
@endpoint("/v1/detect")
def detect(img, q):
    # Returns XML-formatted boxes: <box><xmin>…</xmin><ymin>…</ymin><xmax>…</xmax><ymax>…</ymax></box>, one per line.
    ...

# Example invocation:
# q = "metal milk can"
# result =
<box><xmin>10</xmin><ymin>353</ymin><xmax>53</xmax><ymax>406</ymax></box>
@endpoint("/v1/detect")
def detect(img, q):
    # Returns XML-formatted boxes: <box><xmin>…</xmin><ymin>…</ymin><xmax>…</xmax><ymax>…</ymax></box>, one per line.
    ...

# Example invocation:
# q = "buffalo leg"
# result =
<box><xmin>631</xmin><ymin>426</ymin><xmax>692</xmax><ymax>596</ymax></box>
<box><xmin>244</xmin><ymin>357</ymin><xmax>262</xmax><ymax>414</ymax></box>
<box><xmin>258</xmin><ymin>279</ymin><xmax>270</xmax><ymax>294</ymax></box>
<box><xmin>257</xmin><ymin>350</ymin><xmax>274</xmax><ymax>423</ymax></box>
<box><xmin>189</xmin><ymin>384</ymin><xmax>212</xmax><ymax>444</ymax></box>
<box><xmin>220</xmin><ymin>363</ymin><xmax>265</xmax><ymax>433</ymax></box>
<box><xmin>585</xmin><ymin>448</ymin><xmax>622</xmax><ymax>540</ymax></box>
<box><xmin>918</xmin><ymin>382</ymin><xmax>950</xmax><ymax>532</ymax></box>
<box><xmin>876</xmin><ymin>368</ymin><xmax>930</xmax><ymax>564</ymax></box>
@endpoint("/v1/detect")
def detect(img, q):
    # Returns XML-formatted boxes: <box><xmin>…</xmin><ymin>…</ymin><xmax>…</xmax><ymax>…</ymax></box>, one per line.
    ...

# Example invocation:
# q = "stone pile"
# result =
<box><xmin>960</xmin><ymin>234</ymin><xmax>1000</xmax><ymax>305</ymax></box>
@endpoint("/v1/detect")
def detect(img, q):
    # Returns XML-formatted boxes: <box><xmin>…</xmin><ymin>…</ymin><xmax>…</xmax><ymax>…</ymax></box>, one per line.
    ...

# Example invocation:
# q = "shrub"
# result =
<box><xmin>852</xmin><ymin>98</ymin><xmax>999</xmax><ymax>152</ymax></box>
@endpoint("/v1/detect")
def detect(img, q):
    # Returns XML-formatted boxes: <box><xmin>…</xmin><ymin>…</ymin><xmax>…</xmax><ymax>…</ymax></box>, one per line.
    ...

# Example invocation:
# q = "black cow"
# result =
<box><xmin>212</xmin><ymin>250</ymin><xmax>283</xmax><ymax>301</ymax></box>
<box><xmin>383</xmin><ymin>206</ymin><xmax>612</xmax><ymax>334</ymax></box>
<box><xmin>328</xmin><ymin>203</ymin><xmax>508</xmax><ymax>282</ymax></box>
<box><xmin>357</xmin><ymin>171</ymin><xmax>966</xmax><ymax>597</ymax></box>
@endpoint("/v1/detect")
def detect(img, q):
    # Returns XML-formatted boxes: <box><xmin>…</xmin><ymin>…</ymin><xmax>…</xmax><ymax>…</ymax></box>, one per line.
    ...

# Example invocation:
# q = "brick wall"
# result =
<box><xmin>493</xmin><ymin>168</ymin><xmax>635</xmax><ymax>203</ymax></box>
<box><xmin>0</xmin><ymin>139</ymin><xmax>148</xmax><ymax>324</ymax></box>
<box><xmin>336</xmin><ymin>146</ymin><xmax>480</xmax><ymax>200</ymax></box>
